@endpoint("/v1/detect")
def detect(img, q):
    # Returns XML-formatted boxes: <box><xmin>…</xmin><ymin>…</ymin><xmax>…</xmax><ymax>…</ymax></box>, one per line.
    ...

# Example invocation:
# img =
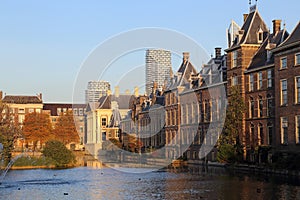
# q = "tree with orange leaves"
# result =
<box><xmin>23</xmin><ymin>112</ymin><xmax>53</xmax><ymax>151</ymax></box>
<box><xmin>53</xmin><ymin>110</ymin><xmax>79</xmax><ymax>145</ymax></box>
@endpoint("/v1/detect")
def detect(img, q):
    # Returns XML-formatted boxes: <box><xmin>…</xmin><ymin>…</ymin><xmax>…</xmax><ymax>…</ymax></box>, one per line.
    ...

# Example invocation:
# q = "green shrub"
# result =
<box><xmin>217</xmin><ymin>143</ymin><xmax>236</xmax><ymax>164</ymax></box>
<box><xmin>42</xmin><ymin>140</ymin><xmax>76</xmax><ymax>167</ymax></box>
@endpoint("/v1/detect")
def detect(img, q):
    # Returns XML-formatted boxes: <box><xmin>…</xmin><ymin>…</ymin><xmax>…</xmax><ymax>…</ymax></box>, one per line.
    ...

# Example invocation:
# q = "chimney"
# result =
<box><xmin>215</xmin><ymin>47</ymin><xmax>222</xmax><ymax>59</ymax></box>
<box><xmin>243</xmin><ymin>14</ymin><xmax>249</xmax><ymax>22</ymax></box>
<box><xmin>125</xmin><ymin>89</ymin><xmax>130</xmax><ymax>95</ymax></box>
<box><xmin>183</xmin><ymin>52</ymin><xmax>190</xmax><ymax>63</ymax></box>
<box><xmin>272</xmin><ymin>20</ymin><xmax>282</xmax><ymax>34</ymax></box>
<box><xmin>134</xmin><ymin>86</ymin><xmax>139</xmax><ymax>97</ymax></box>
<box><xmin>38</xmin><ymin>93</ymin><xmax>42</xmax><ymax>101</ymax></box>
<box><xmin>114</xmin><ymin>86</ymin><xmax>120</xmax><ymax>97</ymax></box>
<box><xmin>0</xmin><ymin>90</ymin><xmax>2</xmax><ymax>100</ymax></box>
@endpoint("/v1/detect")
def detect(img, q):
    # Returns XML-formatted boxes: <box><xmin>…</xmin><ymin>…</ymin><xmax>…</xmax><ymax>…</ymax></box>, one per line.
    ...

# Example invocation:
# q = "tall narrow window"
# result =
<box><xmin>267</xmin><ymin>124</ymin><xmax>273</xmax><ymax>145</ymax></box>
<box><xmin>232</xmin><ymin>51</ymin><xmax>238</xmax><ymax>68</ymax></box>
<box><xmin>281</xmin><ymin>117</ymin><xmax>288</xmax><ymax>145</ymax></box>
<box><xmin>250</xmin><ymin>97</ymin><xmax>255</xmax><ymax>118</ymax></box>
<box><xmin>258</xmin><ymin>72</ymin><xmax>263</xmax><ymax>90</ymax></box>
<box><xmin>200</xmin><ymin>102</ymin><xmax>204</xmax><ymax>123</ymax></box>
<box><xmin>258</xmin><ymin>96</ymin><xmax>263</xmax><ymax>117</ymax></box>
<box><xmin>258</xmin><ymin>32</ymin><xmax>263</xmax><ymax>43</ymax></box>
<box><xmin>296</xmin><ymin>116</ymin><xmax>300</xmax><ymax>144</ymax></box>
<box><xmin>250</xmin><ymin>124</ymin><xmax>255</xmax><ymax>146</ymax></box>
<box><xmin>280</xmin><ymin>57</ymin><xmax>287</xmax><ymax>69</ymax></box>
<box><xmin>249</xmin><ymin>74</ymin><xmax>254</xmax><ymax>91</ymax></box>
<box><xmin>267</xmin><ymin>95</ymin><xmax>273</xmax><ymax>117</ymax></box>
<box><xmin>101</xmin><ymin>118</ymin><xmax>107</xmax><ymax>127</ymax></box>
<box><xmin>267</xmin><ymin>69</ymin><xmax>273</xmax><ymax>88</ymax></box>
<box><xmin>258</xmin><ymin>124</ymin><xmax>264</xmax><ymax>145</ymax></box>
<box><xmin>296</xmin><ymin>53</ymin><xmax>300</xmax><ymax>66</ymax></box>
<box><xmin>280</xmin><ymin>79</ymin><xmax>287</xmax><ymax>105</ymax></box>
<box><xmin>205</xmin><ymin>100</ymin><xmax>211</xmax><ymax>122</ymax></box>
<box><xmin>181</xmin><ymin>105</ymin><xmax>185</xmax><ymax>124</ymax></box>
<box><xmin>295</xmin><ymin>77</ymin><xmax>300</xmax><ymax>104</ymax></box>
<box><xmin>232</xmin><ymin>75</ymin><xmax>238</xmax><ymax>86</ymax></box>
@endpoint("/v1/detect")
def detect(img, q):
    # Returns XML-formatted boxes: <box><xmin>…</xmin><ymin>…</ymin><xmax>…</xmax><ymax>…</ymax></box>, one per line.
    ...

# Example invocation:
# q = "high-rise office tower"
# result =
<box><xmin>145</xmin><ymin>49</ymin><xmax>172</xmax><ymax>95</ymax></box>
<box><xmin>85</xmin><ymin>81</ymin><xmax>111</xmax><ymax>103</ymax></box>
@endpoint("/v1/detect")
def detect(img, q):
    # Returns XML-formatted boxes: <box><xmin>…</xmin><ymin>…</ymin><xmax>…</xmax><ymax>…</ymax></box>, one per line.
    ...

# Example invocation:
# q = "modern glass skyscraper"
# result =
<box><xmin>145</xmin><ymin>49</ymin><xmax>172</xmax><ymax>95</ymax></box>
<box><xmin>85</xmin><ymin>81</ymin><xmax>111</xmax><ymax>103</ymax></box>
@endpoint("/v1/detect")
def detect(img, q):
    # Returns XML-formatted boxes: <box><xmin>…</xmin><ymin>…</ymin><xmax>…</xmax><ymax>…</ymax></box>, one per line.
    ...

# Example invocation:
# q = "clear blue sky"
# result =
<box><xmin>0</xmin><ymin>0</ymin><xmax>299</xmax><ymax>102</ymax></box>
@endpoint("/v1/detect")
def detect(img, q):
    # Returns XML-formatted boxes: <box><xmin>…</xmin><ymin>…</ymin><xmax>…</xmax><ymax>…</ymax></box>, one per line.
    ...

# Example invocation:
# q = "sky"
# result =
<box><xmin>0</xmin><ymin>0</ymin><xmax>299</xmax><ymax>103</ymax></box>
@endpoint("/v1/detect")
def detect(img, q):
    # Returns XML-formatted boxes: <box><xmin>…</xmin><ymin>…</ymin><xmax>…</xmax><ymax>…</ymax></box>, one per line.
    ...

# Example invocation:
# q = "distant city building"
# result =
<box><xmin>85</xmin><ymin>81</ymin><xmax>111</xmax><ymax>103</ymax></box>
<box><xmin>0</xmin><ymin>91</ymin><xmax>43</xmax><ymax>126</ymax></box>
<box><xmin>0</xmin><ymin>91</ymin><xmax>43</xmax><ymax>150</ymax></box>
<box><xmin>145</xmin><ymin>49</ymin><xmax>172</xmax><ymax>95</ymax></box>
<box><xmin>43</xmin><ymin>103</ymin><xmax>86</xmax><ymax>150</ymax></box>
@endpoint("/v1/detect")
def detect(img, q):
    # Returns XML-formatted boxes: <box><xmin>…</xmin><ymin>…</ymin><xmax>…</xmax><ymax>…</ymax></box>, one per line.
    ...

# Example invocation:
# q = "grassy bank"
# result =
<box><xmin>13</xmin><ymin>156</ymin><xmax>54</xmax><ymax>167</ymax></box>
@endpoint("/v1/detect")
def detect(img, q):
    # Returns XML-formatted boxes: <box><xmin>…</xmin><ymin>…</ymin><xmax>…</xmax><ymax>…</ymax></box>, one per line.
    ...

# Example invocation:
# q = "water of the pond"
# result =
<box><xmin>0</xmin><ymin>167</ymin><xmax>299</xmax><ymax>200</ymax></box>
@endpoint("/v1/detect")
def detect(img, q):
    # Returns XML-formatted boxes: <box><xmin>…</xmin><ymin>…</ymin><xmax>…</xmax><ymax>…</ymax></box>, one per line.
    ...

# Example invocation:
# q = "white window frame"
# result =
<box><xmin>232</xmin><ymin>76</ymin><xmax>238</xmax><ymax>86</ymax></box>
<box><xmin>295</xmin><ymin>76</ymin><xmax>300</xmax><ymax>104</ymax></box>
<box><xmin>257</xmin><ymin>31</ymin><xmax>263</xmax><ymax>43</ymax></box>
<box><xmin>258</xmin><ymin>72</ymin><xmax>263</xmax><ymax>90</ymax></box>
<box><xmin>280</xmin><ymin>57</ymin><xmax>287</xmax><ymax>69</ymax></box>
<box><xmin>258</xmin><ymin>97</ymin><xmax>263</xmax><ymax>118</ymax></box>
<box><xmin>18</xmin><ymin>108</ymin><xmax>25</xmax><ymax>114</ymax></box>
<box><xmin>267</xmin><ymin>69</ymin><xmax>273</xmax><ymax>88</ymax></box>
<box><xmin>258</xmin><ymin>124</ymin><xmax>263</xmax><ymax>145</ymax></box>
<box><xmin>249</xmin><ymin>74</ymin><xmax>254</xmax><ymax>91</ymax></box>
<box><xmin>281</xmin><ymin>117</ymin><xmax>288</xmax><ymax>145</ymax></box>
<box><xmin>280</xmin><ymin>79</ymin><xmax>287</xmax><ymax>105</ymax></box>
<box><xmin>295</xmin><ymin>53</ymin><xmax>300</xmax><ymax>66</ymax></box>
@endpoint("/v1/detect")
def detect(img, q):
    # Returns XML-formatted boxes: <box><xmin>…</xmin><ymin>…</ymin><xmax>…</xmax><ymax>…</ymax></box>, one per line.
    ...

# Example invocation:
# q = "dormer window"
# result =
<box><xmin>257</xmin><ymin>28</ymin><xmax>264</xmax><ymax>43</ymax></box>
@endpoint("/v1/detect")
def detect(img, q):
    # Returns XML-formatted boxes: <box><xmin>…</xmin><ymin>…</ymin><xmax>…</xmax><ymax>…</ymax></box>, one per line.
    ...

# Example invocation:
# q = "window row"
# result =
<box><xmin>280</xmin><ymin>77</ymin><xmax>300</xmax><ymax>105</ymax></box>
<box><xmin>248</xmin><ymin>69</ymin><xmax>273</xmax><ymax>91</ymax></box>
<box><xmin>280</xmin><ymin>53</ymin><xmax>300</xmax><ymax>69</ymax></box>
<box><xmin>181</xmin><ymin>99</ymin><xmax>225</xmax><ymax>124</ymax></box>
<box><xmin>248</xmin><ymin>123</ymin><xmax>273</xmax><ymax>146</ymax></box>
<box><xmin>280</xmin><ymin>116</ymin><xmax>300</xmax><ymax>144</ymax></box>
<box><xmin>248</xmin><ymin>96</ymin><xmax>274</xmax><ymax>118</ymax></box>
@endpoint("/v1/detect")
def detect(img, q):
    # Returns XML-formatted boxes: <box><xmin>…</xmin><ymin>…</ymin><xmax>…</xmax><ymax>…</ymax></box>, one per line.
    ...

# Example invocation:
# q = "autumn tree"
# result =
<box><xmin>0</xmin><ymin>101</ymin><xmax>21</xmax><ymax>164</ymax></box>
<box><xmin>53</xmin><ymin>110</ymin><xmax>79</xmax><ymax>145</ymax></box>
<box><xmin>127</xmin><ymin>134</ymin><xmax>143</xmax><ymax>153</ymax></box>
<box><xmin>23</xmin><ymin>112</ymin><xmax>53</xmax><ymax>151</ymax></box>
<box><xmin>218</xmin><ymin>86</ymin><xmax>245</xmax><ymax>163</ymax></box>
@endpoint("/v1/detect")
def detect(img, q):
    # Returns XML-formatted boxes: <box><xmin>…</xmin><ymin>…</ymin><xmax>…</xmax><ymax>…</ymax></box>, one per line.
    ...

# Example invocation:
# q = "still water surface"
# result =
<box><xmin>0</xmin><ymin>167</ymin><xmax>300</xmax><ymax>200</ymax></box>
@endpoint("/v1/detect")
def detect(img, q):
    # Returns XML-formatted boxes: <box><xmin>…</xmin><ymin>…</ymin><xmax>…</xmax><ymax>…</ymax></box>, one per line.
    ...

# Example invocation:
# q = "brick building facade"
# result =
<box><xmin>272</xmin><ymin>22</ymin><xmax>300</xmax><ymax>154</ymax></box>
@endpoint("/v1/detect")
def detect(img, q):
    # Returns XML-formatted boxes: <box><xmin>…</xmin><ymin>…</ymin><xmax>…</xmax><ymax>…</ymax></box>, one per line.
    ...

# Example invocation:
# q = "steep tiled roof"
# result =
<box><xmin>247</xmin><ymin>29</ymin><xmax>289</xmax><ymax>71</ymax></box>
<box><xmin>227</xmin><ymin>9</ymin><xmax>268</xmax><ymax>51</ymax></box>
<box><xmin>98</xmin><ymin>95</ymin><xmax>133</xmax><ymax>110</ymax></box>
<box><xmin>168</xmin><ymin>60</ymin><xmax>197</xmax><ymax>90</ymax></box>
<box><xmin>2</xmin><ymin>95</ymin><xmax>42</xmax><ymax>104</ymax></box>
<box><xmin>276</xmin><ymin>21</ymin><xmax>300</xmax><ymax>50</ymax></box>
